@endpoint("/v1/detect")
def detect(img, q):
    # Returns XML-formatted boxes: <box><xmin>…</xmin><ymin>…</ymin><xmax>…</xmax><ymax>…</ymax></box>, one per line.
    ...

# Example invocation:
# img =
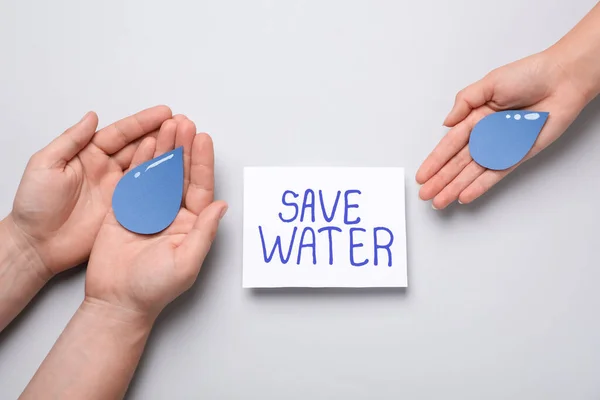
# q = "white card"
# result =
<box><xmin>243</xmin><ymin>167</ymin><xmax>407</xmax><ymax>288</ymax></box>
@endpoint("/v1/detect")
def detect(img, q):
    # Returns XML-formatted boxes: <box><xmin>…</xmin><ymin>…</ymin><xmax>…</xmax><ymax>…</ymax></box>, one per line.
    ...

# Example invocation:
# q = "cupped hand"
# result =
<box><xmin>416</xmin><ymin>50</ymin><xmax>590</xmax><ymax>209</ymax></box>
<box><xmin>7</xmin><ymin>106</ymin><xmax>174</xmax><ymax>278</ymax></box>
<box><xmin>84</xmin><ymin>116</ymin><xmax>228</xmax><ymax>319</ymax></box>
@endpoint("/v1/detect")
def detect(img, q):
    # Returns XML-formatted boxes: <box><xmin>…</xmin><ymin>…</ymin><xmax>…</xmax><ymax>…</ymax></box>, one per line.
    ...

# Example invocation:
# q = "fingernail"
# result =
<box><xmin>458</xmin><ymin>200</ymin><xmax>463</xmax><ymax>204</ymax></box>
<box><xmin>219</xmin><ymin>205</ymin><xmax>229</xmax><ymax>220</ymax></box>
<box><xmin>432</xmin><ymin>204</ymin><xmax>438</xmax><ymax>210</ymax></box>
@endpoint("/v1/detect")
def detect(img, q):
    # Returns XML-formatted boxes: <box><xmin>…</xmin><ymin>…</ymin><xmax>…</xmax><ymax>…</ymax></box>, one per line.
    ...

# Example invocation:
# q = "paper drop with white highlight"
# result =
<box><xmin>469</xmin><ymin>111</ymin><xmax>549</xmax><ymax>170</ymax></box>
<box><xmin>112</xmin><ymin>147</ymin><xmax>184</xmax><ymax>234</ymax></box>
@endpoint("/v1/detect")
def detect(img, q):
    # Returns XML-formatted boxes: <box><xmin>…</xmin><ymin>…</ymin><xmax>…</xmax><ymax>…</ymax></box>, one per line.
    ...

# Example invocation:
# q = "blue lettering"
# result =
<box><xmin>279</xmin><ymin>190</ymin><xmax>299</xmax><ymax>223</ymax></box>
<box><xmin>319</xmin><ymin>190</ymin><xmax>341</xmax><ymax>223</ymax></box>
<box><xmin>297</xmin><ymin>227</ymin><xmax>316</xmax><ymax>265</ymax></box>
<box><xmin>344</xmin><ymin>190</ymin><xmax>361</xmax><ymax>225</ymax></box>
<box><xmin>259</xmin><ymin>226</ymin><xmax>297</xmax><ymax>264</ymax></box>
<box><xmin>349</xmin><ymin>227</ymin><xmax>368</xmax><ymax>266</ymax></box>
<box><xmin>300</xmin><ymin>189</ymin><xmax>316</xmax><ymax>222</ymax></box>
<box><xmin>317</xmin><ymin>226</ymin><xmax>342</xmax><ymax>265</ymax></box>
<box><xmin>373</xmin><ymin>227</ymin><xmax>394</xmax><ymax>267</ymax></box>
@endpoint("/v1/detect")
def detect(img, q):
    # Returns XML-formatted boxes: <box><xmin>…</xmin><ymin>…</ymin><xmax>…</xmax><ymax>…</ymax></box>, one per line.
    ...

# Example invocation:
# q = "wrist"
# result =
<box><xmin>81</xmin><ymin>296</ymin><xmax>156</xmax><ymax>333</ymax></box>
<box><xmin>0</xmin><ymin>215</ymin><xmax>51</xmax><ymax>283</ymax></box>
<box><xmin>546</xmin><ymin>37</ymin><xmax>600</xmax><ymax>105</ymax></box>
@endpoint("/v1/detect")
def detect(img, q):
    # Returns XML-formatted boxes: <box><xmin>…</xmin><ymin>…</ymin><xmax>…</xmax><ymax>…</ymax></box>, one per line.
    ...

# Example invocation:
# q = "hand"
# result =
<box><xmin>416</xmin><ymin>50</ymin><xmax>591</xmax><ymax>209</ymax></box>
<box><xmin>84</xmin><ymin>116</ymin><xmax>228</xmax><ymax>319</ymax></box>
<box><xmin>6</xmin><ymin>106</ymin><xmax>174</xmax><ymax>279</ymax></box>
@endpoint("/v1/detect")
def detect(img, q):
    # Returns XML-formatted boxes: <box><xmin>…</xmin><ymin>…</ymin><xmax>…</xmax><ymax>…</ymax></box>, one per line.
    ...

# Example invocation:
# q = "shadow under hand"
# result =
<box><xmin>0</xmin><ymin>264</ymin><xmax>86</xmax><ymax>349</ymax></box>
<box><xmin>437</xmin><ymin>97</ymin><xmax>600</xmax><ymax>218</ymax></box>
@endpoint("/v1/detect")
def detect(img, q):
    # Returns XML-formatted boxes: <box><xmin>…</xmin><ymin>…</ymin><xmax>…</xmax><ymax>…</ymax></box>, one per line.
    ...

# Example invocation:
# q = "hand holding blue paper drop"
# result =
<box><xmin>469</xmin><ymin>111</ymin><xmax>549</xmax><ymax>170</ymax></box>
<box><xmin>88</xmin><ymin>122</ymin><xmax>228</xmax><ymax>319</ymax></box>
<box><xmin>416</xmin><ymin>50</ymin><xmax>594</xmax><ymax>209</ymax></box>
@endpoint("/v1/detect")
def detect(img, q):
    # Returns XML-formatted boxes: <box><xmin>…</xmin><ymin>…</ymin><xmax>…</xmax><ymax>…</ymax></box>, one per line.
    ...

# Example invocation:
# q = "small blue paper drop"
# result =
<box><xmin>469</xmin><ymin>111</ymin><xmax>549</xmax><ymax>170</ymax></box>
<box><xmin>112</xmin><ymin>147</ymin><xmax>184</xmax><ymax>235</ymax></box>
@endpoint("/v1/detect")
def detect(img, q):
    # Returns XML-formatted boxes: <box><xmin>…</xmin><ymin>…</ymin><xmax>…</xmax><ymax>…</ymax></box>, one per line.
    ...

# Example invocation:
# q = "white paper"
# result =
<box><xmin>243</xmin><ymin>167</ymin><xmax>407</xmax><ymax>288</ymax></box>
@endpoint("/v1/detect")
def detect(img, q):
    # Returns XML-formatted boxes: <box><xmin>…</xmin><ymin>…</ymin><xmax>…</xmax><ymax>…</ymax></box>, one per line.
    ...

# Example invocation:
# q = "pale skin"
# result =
<box><xmin>0</xmin><ymin>108</ymin><xmax>226</xmax><ymax>399</ymax></box>
<box><xmin>20</xmin><ymin>120</ymin><xmax>227</xmax><ymax>400</ymax></box>
<box><xmin>0</xmin><ymin>105</ymin><xmax>175</xmax><ymax>331</ymax></box>
<box><xmin>417</xmin><ymin>2</ymin><xmax>600</xmax><ymax>209</ymax></box>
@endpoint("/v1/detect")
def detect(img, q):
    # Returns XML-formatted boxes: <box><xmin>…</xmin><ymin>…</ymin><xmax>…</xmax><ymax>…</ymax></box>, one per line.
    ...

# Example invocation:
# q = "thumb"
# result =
<box><xmin>39</xmin><ymin>112</ymin><xmax>99</xmax><ymax>168</ymax></box>
<box><xmin>177</xmin><ymin>201</ymin><xmax>228</xmax><ymax>272</ymax></box>
<box><xmin>443</xmin><ymin>76</ymin><xmax>495</xmax><ymax>127</ymax></box>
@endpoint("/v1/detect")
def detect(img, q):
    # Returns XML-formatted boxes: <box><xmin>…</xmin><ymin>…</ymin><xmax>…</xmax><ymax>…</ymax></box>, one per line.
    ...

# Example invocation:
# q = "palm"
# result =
<box><xmin>10</xmin><ymin>106</ymin><xmax>173</xmax><ymax>274</ymax></box>
<box><xmin>477</xmin><ymin>55</ymin><xmax>584</xmax><ymax>151</ymax></box>
<box><xmin>416</xmin><ymin>52</ymin><xmax>588</xmax><ymax>209</ymax></box>
<box><xmin>13</xmin><ymin>153</ymin><xmax>121</xmax><ymax>269</ymax></box>
<box><xmin>85</xmin><ymin>124</ymin><xmax>227</xmax><ymax>317</ymax></box>
<box><xmin>87</xmin><ymin>208</ymin><xmax>195</xmax><ymax>312</ymax></box>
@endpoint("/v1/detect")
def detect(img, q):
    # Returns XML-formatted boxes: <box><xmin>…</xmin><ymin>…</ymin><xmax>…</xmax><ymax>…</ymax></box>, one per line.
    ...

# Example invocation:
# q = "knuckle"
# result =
<box><xmin>480</xmin><ymin>178</ymin><xmax>493</xmax><ymax>194</ymax></box>
<box><xmin>453</xmin><ymin>150</ymin><xmax>471</xmax><ymax>169</ymax></box>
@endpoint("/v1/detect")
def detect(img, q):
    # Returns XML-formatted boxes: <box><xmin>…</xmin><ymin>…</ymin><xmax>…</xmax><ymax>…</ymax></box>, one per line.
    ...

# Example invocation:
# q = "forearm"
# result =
<box><xmin>549</xmin><ymin>2</ymin><xmax>600</xmax><ymax>103</ymax></box>
<box><xmin>21</xmin><ymin>298</ymin><xmax>153</xmax><ymax>400</ymax></box>
<box><xmin>0</xmin><ymin>216</ymin><xmax>49</xmax><ymax>332</ymax></box>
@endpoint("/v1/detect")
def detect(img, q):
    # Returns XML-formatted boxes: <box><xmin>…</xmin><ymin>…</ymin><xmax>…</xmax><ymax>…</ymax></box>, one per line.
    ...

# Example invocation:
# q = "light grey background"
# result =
<box><xmin>1</xmin><ymin>0</ymin><xmax>600</xmax><ymax>399</ymax></box>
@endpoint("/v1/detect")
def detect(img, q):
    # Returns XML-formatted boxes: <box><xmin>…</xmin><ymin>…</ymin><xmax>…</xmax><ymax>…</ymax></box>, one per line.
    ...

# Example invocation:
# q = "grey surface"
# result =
<box><xmin>1</xmin><ymin>0</ymin><xmax>600</xmax><ymax>399</ymax></box>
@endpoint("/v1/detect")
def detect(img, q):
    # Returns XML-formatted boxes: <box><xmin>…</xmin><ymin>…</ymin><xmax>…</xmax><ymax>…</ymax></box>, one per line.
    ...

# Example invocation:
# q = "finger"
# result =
<box><xmin>419</xmin><ymin>146</ymin><xmax>472</xmax><ymax>200</ymax></box>
<box><xmin>176</xmin><ymin>200</ymin><xmax>228</xmax><ymax>275</ymax></box>
<box><xmin>111</xmin><ymin>115</ymin><xmax>183</xmax><ymax>169</ymax></box>
<box><xmin>185</xmin><ymin>133</ymin><xmax>215</xmax><ymax>215</ymax></box>
<box><xmin>39</xmin><ymin>112</ymin><xmax>99</xmax><ymax>168</ymax></box>
<box><xmin>111</xmin><ymin>129</ymin><xmax>160</xmax><ymax>170</ymax></box>
<box><xmin>417</xmin><ymin>107</ymin><xmax>495</xmax><ymax>185</ymax></box>
<box><xmin>129</xmin><ymin>136</ymin><xmax>157</xmax><ymax>169</ymax></box>
<box><xmin>175</xmin><ymin>119</ymin><xmax>196</xmax><ymax>200</ymax></box>
<box><xmin>173</xmin><ymin>114</ymin><xmax>187</xmax><ymax>123</ymax></box>
<box><xmin>432</xmin><ymin>161</ymin><xmax>486</xmax><ymax>209</ymax></box>
<box><xmin>92</xmin><ymin>105</ymin><xmax>172</xmax><ymax>155</ymax></box>
<box><xmin>444</xmin><ymin>76</ymin><xmax>494</xmax><ymax>127</ymax></box>
<box><xmin>458</xmin><ymin>167</ymin><xmax>514</xmax><ymax>204</ymax></box>
<box><xmin>154</xmin><ymin>119</ymin><xmax>177</xmax><ymax>157</ymax></box>
<box><xmin>416</xmin><ymin>118</ymin><xmax>475</xmax><ymax>185</ymax></box>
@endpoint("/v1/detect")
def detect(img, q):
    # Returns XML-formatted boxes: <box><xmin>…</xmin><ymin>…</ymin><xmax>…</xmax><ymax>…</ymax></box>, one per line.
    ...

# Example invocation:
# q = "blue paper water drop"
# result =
<box><xmin>469</xmin><ymin>111</ymin><xmax>549</xmax><ymax>170</ymax></box>
<box><xmin>112</xmin><ymin>147</ymin><xmax>184</xmax><ymax>234</ymax></box>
